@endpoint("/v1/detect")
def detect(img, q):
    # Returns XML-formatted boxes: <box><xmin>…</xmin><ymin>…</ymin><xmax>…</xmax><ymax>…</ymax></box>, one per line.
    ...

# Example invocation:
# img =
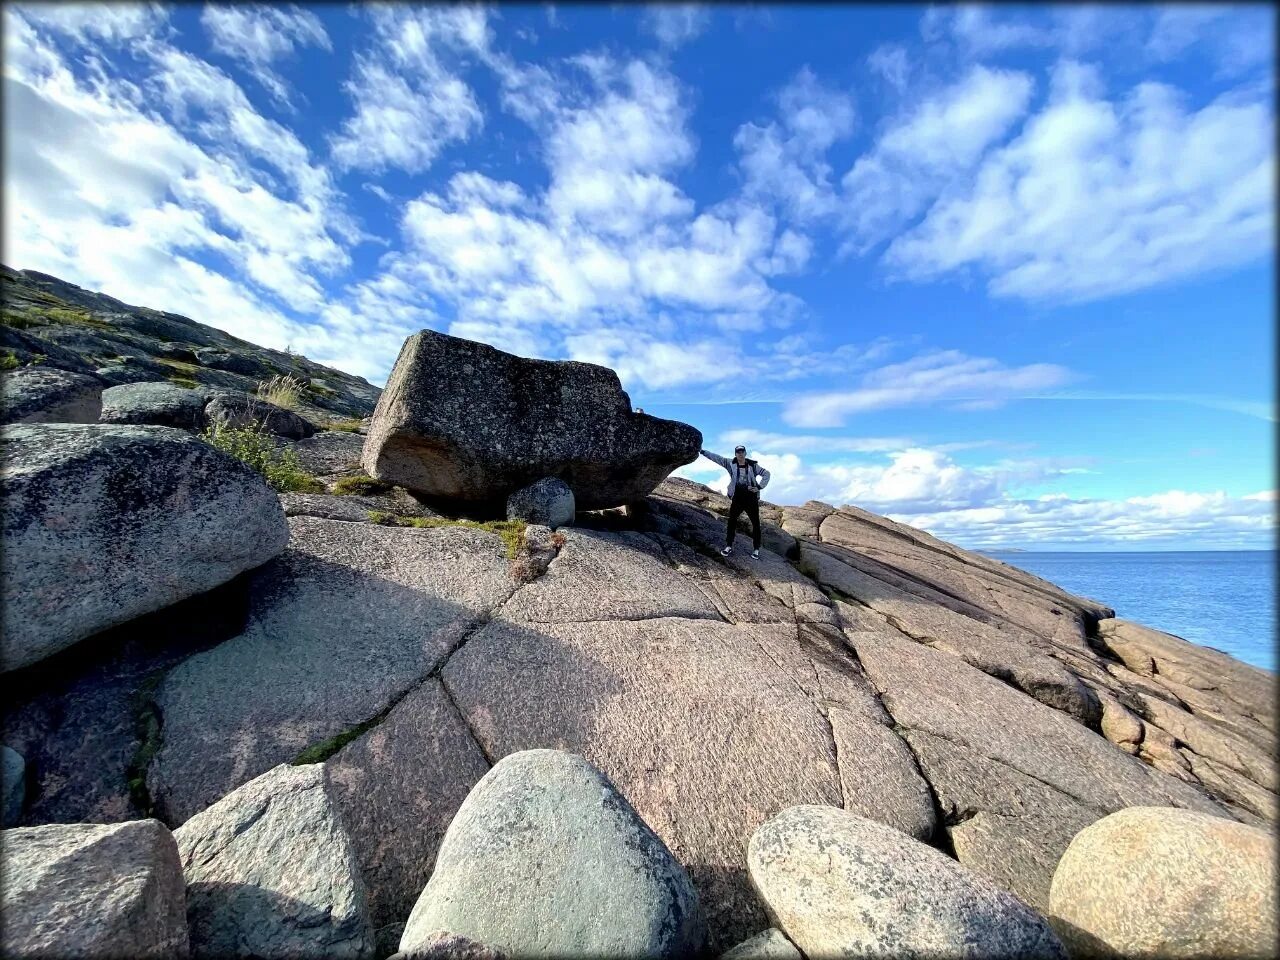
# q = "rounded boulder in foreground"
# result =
<box><xmin>1048</xmin><ymin>805</ymin><xmax>1279</xmax><ymax>958</ymax></box>
<box><xmin>399</xmin><ymin>749</ymin><xmax>706</xmax><ymax>959</ymax></box>
<box><xmin>748</xmin><ymin>805</ymin><xmax>1065</xmax><ymax>960</ymax></box>
<box><xmin>505</xmin><ymin>476</ymin><xmax>575</xmax><ymax>528</ymax></box>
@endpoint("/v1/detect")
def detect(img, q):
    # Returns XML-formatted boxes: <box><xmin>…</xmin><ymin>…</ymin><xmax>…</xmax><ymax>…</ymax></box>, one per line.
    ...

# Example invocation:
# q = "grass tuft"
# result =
<box><xmin>367</xmin><ymin>512</ymin><xmax>528</xmax><ymax>559</ymax></box>
<box><xmin>202</xmin><ymin>422</ymin><xmax>324</xmax><ymax>493</ymax></box>
<box><xmin>256</xmin><ymin>373</ymin><xmax>306</xmax><ymax>411</ymax></box>
<box><xmin>0</xmin><ymin>350</ymin><xmax>19</xmax><ymax>371</ymax></box>
<box><xmin>331</xmin><ymin>474</ymin><xmax>390</xmax><ymax>496</ymax></box>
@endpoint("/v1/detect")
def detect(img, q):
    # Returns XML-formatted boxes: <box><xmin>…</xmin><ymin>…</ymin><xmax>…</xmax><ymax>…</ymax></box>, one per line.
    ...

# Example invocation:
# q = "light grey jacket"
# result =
<box><xmin>700</xmin><ymin>449</ymin><xmax>770</xmax><ymax>493</ymax></box>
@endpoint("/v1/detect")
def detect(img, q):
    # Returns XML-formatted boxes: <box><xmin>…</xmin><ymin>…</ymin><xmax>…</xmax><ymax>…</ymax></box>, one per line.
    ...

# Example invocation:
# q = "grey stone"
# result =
<box><xmin>99</xmin><ymin>381</ymin><xmax>208</xmax><ymax>429</ymax></box>
<box><xmin>718</xmin><ymin>928</ymin><xmax>801</xmax><ymax>960</ymax></box>
<box><xmin>323</xmin><ymin>680</ymin><xmax>491</xmax><ymax>931</ymax></box>
<box><xmin>94</xmin><ymin>362</ymin><xmax>156</xmax><ymax>385</ymax></box>
<box><xmin>155</xmin><ymin>342</ymin><xmax>199</xmax><ymax>363</ymax></box>
<box><xmin>393</xmin><ymin>931</ymin><xmax>507</xmax><ymax>959</ymax></box>
<box><xmin>0</xmin><ymin>366</ymin><xmax>103</xmax><ymax>425</ymax></box>
<box><xmin>362</xmin><ymin>329</ymin><xmax>701</xmax><ymax>509</ymax></box>
<box><xmin>204</xmin><ymin>389</ymin><xmax>316</xmax><ymax>440</ymax></box>
<box><xmin>1048</xmin><ymin>806</ymin><xmax>1278</xmax><ymax>959</ymax></box>
<box><xmin>194</xmin><ymin>347</ymin><xmax>266</xmax><ymax>377</ymax></box>
<box><xmin>748</xmin><ymin>805</ymin><xmax>1066</xmax><ymax>960</ymax></box>
<box><xmin>400</xmin><ymin>749</ymin><xmax>706</xmax><ymax>959</ymax></box>
<box><xmin>1</xmin><ymin>819</ymin><xmax>189</xmax><ymax>958</ymax></box>
<box><xmin>828</xmin><ymin>709</ymin><xmax>936</xmax><ymax>841</ymax></box>
<box><xmin>442</xmin><ymin>615</ymin><xmax>843</xmax><ymax>950</ymax></box>
<box><xmin>286</xmin><ymin>429</ymin><xmax>366</xmax><ymax>475</ymax></box>
<box><xmin>174</xmin><ymin>763</ymin><xmax>374</xmax><ymax>960</ymax></box>
<box><xmin>505</xmin><ymin>476</ymin><xmax>575</xmax><ymax>528</ymax></box>
<box><xmin>2</xmin><ymin>745</ymin><xmax>24</xmax><ymax>826</ymax></box>
<box><xmin>149</xmin><ymin>516</ymin><xmax>514</xmax><ymax>823</ymax></box>
<box><xmin>0</xmin><ymin>424</ymin><xmax>288</xmax><ymax>673</ymax></box>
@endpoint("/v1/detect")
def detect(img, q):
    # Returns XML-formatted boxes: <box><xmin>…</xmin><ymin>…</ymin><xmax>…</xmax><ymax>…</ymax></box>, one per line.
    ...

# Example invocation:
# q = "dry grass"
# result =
<box><xmin>256</xmin><ymin>373</ymin><xmax>306</xmax><ymax>410</ymax></box>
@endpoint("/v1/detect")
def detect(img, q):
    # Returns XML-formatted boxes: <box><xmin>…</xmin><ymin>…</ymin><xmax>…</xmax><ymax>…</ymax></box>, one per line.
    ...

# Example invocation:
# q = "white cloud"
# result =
<box><xmin>867</xmin><ymin>44</ymin><xmax>910</xmax><ymax>91</ymax></box>
<box><xmin>882</xmin><ymin>61</ymin><xmax>1276</xmax><ymax>302</ymax></box>
<box><xmin>330</xmin><ymin>5</ymin><xmax>490</xmax><ymax>173</ymax></box>
<box><xmin>1146</xmin><ymin>5</ymin><xmax>1274</xmax><ymax>77</ymax></box>
<box><xmin>734</xmin><ymin>67</ymin><xmax>856</xmax><ymax>224</ymax></box>
<box><xmin>839</xmin><ymin>65</ymin><xmax>1034</xmax><ymax>253</ymax></box>
<box><xmin>641</xmin><ymin>5</ymin><xmax>711</xmax><ymax>50</ymax></box>
<box><xmin>784</xmin><ymin>350</ymin><xmax>1074</xmax><ymax>427</ymax></box>
<box><xmin>13</xmin><ymin>2</ymin><xmax>168</xmax><ymax>44</ymax></box>
<box><xmin>201</xmin><ymin>4</ymin><xmax>331</xmax><ymax>107</ymax></box>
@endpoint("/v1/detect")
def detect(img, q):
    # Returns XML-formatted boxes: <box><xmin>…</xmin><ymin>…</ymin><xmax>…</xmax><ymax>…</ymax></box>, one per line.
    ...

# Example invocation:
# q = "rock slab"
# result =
<box><xmin>99</xmin><ymin>381</ymin><xmax>208</xmax><ymax>430</ymax></box>
<box><xmin>362</xmin><ymin>329</ymin><xmax>701</xmax><ymax>509</ymax></box>
<box><xmin>174</xmin><ymin>763</ymin><xmax>375</xmax><ymax>960</ymax></box>
<box><xmin>2</xmin><ymin>744</ymin><xmax>26</xmax><ymax>826</ymax></box>
<box><xmin>1</xmin><ymin>819</ymin><xmax>189</xmax><ymax>958</ymax></box>
<box><xmin>0</xmin><ymin>366</ymin><xmax>103</xmax><ymax>425</ymax></box>
<box><xmin>0</xmin><ymin>424</ymin><xmax>288</xmax><ymax>673</ymax></box>
<box><xmin>748</xmin><ymin>805</ymin><xmax>1066</xmax><ymax>960</ymax></box>
<box><xmin>1048</xmin><ymin>805</ymin><xmax>1279</xmax><ymax>959</ymax></box>
<box><xmin>399</xmin><ymin>749</ymin><xmax>706</xmax><ymax>959</ymax></box>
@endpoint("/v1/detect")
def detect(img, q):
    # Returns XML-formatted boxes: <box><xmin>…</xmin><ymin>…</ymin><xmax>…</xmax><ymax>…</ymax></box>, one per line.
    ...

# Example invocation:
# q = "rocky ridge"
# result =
<box><xmin>2</xmin><ymin>272</ymin><xmax>1276</xmax><ymax>959</ymax></box>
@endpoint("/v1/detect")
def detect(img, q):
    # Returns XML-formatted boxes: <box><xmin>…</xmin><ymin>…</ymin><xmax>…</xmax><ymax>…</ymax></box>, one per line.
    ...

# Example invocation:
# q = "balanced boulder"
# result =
<box><xmin>204</xmin><ymin>390</ymin><xmax>315</xmax><ymax>440</ymax></box>
<box><xmin>0</xmin><ymin>366</ymin><xmax>104</xmax><ymax>425</ymax></box>
<box><xmin>0</xmin><ymin>424</ymin><xmax>288</xmax><ymax>672</ymax></box>
<box><xmin>1</xmin><ymin>819</ymin><xmax>189</xmax><ymax>958</ymax></box>
<box><xmin>174</xmin><ymin>763</ymin><xmax>375</xmax><ymax>960</ymax></box>
<box><xmin>1048</xmin><ymin>805</ymin><xmax>1278</xmax><ymax>958</ymax></box>
<box><xmin>399</xmin><ymin>749</ymin><xmax>706</xmax><ymax>958</ymax></box>
<box><xmin>505</xmin><ymin>476</ymin><xmax>575</xmax><ymax>528</ymax></box>
<box><xmin>361</xmin><ymin>329</ymin><xmax>701</xmax><ymax>509</ymax></box>
<box><xmin>99</xmin><ymin>381</ymin><xmax>208</xmax><ymax>430</ymax></box>
<box><xmin>748</xmin><ymin>805</ymin><xmax>1065</xmax><ymax>959</ymax></box>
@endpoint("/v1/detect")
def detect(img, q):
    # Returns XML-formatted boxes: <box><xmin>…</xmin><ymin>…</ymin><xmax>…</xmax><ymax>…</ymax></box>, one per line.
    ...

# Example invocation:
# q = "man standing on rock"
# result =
<box><xmin>699</xmin><ymin>444</ymin><xmax>770</xmax><ymax>559</ymax></box>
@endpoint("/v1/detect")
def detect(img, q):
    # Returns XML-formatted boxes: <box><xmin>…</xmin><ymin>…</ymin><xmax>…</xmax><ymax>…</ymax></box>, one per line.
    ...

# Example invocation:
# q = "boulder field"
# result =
<box><xmin>1</xmin><ymin>273</ymin><xmax>1276</xmax><ymax>959</ymax></box>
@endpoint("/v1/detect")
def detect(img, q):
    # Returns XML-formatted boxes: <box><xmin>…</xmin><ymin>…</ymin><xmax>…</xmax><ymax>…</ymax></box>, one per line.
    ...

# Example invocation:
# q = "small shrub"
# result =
<box><xmin>202</xmin><ymin>422</ymin><xmax>323</xmax><ymax>493</ymax></box>
<box><xmin>367</xmin><ymin>512</ymin><xmax>528</xmax><ymax>559</ymax></box>
<box><xmin>331</xmin><ymin>474</ymin><xmax>390</xmax><ymax>496</ymax></box>
<box><xmin>256</xmin><ymin>373</ymin><xmax>305</xmax><ymax>410</ymax></box>
<box><xmin>0</xmin><ymin>350</ymin><xmax>19</xmax><ymax>371</ymax></box>
<box><xmin>328</xmin><ymin>418</ymin><xmax>364</xmax><ymax>433</ymax></box>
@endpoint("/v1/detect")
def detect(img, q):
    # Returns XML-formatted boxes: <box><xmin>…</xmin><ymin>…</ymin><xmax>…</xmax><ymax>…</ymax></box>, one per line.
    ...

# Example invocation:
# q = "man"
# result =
<box><xmin>699</xmin><ymin>444</ymin><xmax>770</xmax><ymax>558</ymax></box>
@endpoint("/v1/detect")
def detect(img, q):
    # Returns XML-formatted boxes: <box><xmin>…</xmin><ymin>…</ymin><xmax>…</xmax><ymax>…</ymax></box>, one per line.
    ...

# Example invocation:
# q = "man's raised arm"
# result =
<box><xmin>699</xmin><ymin>448</ymin><xmax>731</xmax><ymax>469</ymax></box>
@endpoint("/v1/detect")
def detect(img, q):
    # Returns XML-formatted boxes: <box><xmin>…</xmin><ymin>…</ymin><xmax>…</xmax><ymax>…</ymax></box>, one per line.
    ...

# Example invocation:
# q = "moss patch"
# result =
<box><xmin>331</xmin><ymin>474</ymin><xmax>390</xmax><ymax>496</ymax></box>
<box><xmin>291</xmin><ymin>706</ymin><xmax>394</xmax><ymax>765</ymax></box>
<box><xmin>327</xmin><ymin>418</ymin><xmax>364</xmax><ymax>433</ymax></box>
<box><xmin>0</xmin><ymin>350</ymin><xmax>18</xmax><ymax>371</ymax></box>
<box><xmin>167</xmin><ymin>375</ymin><xmax>199</xmax><ymax>389</ymax></box>
<box><xmin>367</xmin><ymin>512</ymin><xmax>528</xmax><ymax>559</ymax></box>
<box><xmin>126</xmin><ymin>671</ymin><xmax>166</xmax><ymax>816</ymax></box>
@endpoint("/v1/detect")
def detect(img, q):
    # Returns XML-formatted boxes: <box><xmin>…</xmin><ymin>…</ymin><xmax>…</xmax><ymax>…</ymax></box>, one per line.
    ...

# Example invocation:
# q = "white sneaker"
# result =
<box><xmin>721</xmin><ymin>546</ymin><xmax>733</xmax><ymax>557</ymax></box>
<box><xmin>751</xmin><ymin>549</ymin><xmax>760</xmax><ymax>559</ymax></box>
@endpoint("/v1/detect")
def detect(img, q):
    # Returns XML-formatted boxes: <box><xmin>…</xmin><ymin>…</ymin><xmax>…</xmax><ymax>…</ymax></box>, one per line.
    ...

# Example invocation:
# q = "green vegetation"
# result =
<box><xmin>126</xmin><ymin>671</ymin><xmax>166</xmax><ymax>815</ymax></box>
<box><xmin>156</xmin><ymin>357</ymin><xmax>201</xmax><ymax>376</ymax></box>
<box><xmin>256</xmin><ymin>373</ymin><xmax>305</xmax><ymax>411</ymax></box>
<box><xmin>201</xmin><ymin>422</ymin><xmax>324</xmax><ymax>493</ymax></box>
<box><xmin>307</xmin><ymin>381</ymin><xmax>338</xmax><ymax>399</ymax></box>
<box><xmin>167</xmin><ymin>375</ymin><xmax>199</xmax><ymax>389</ymax></box>
<box><xmin>292</xmin><ymin>707</ymin><xmax>393</xmax><ymax>765</ymax></box>
<box><xmin>0</xmin><ymin>350</ymin><xmax>18</xmax><ymax>371</ymax></box>
<box><xmin>331</xmin><ymin>474</ymin><xmax>390</xmax><ymax>496</ymax></box>
<box><xmin>368</xmin><ymin>512</ymin><xmax>528</xmax><ymax>559</ymax></box>
<box><xmin>327</xmin><ymin>418</ymin><xmax>364</xmax><ymax>433</ymax></box>
<box><xmin>45</xmin><ymin>306</ymin><xmax>112</xmax><ymax>329</ymax></box>
<box><xmin>1</xmin><ymin>309</ymin><xmax>39</xmax><ymax>330</ymax></box>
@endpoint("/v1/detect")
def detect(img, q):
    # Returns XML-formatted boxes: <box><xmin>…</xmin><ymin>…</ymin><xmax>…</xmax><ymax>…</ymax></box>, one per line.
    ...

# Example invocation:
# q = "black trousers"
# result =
<box><xmin>727</xmin><ymin>486</ymin><xmax>762</xmax><ymax>549</ymax></box>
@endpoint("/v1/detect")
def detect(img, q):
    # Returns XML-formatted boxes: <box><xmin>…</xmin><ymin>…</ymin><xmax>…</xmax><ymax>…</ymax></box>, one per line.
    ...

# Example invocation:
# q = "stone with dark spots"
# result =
<box><xmin>99</xmin><ymin>381</ymin><xmax>209</xmax><ymax>430</ymax></box>
<box><xmin>361</xmin><ymin>329</ymin><xmax>701</xmax><ymax>510</ymax></box>
<box><xmin>204</xmin><ymin>389</ymin><xmax>316</xmax><ymax>439</ymax></box>
<box><xmin>399</xmin><ymin>749</ymin><xmax>706</xmax><ymax>959</ymax></box>
<box><xmin>505</xmin><ymin>476</ymin><xmax>575</xmax><ymax>528</ymax></box>
<box><xmin>0</xmin><ymin>366</ymin><xmax>104</xmax><ymax>425</ymax></box>
<box><xmin>0</xmin><ymin>424</ymin><xmax>287</xmax><ymax>673</ymax></box>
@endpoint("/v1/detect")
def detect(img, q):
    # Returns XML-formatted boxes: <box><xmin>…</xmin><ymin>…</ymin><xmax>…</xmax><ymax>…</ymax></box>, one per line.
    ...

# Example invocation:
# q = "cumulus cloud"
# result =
<box><xmin>201</xmin><ymin>3</ymin><xmax>331</xmax><ymax>107</ymax></box>
<box><xmin>641</xmin><ymin>5</ymin><xmax>711</xmax><ymax>50</ymax></box>
<box><xmin>330</xmin><ymin>5</ymin><xmax>490</xmax><ymax>173</ymax></box>
<box><xmin>783</xmin><ymin>350</ymin><xmax>1074</xmax><ymax>427</ymax></box>
<box><xmin>880</xmin><ymin>60</ymin><xmax>1275</xmax><ymax>302</ymax></box>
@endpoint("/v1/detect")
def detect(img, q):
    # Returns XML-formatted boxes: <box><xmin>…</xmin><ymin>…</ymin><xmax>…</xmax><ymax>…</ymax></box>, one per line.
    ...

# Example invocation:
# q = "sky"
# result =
<box><xmin>4</xmin><ymin>2</ymin><xmax>1275</xmax><ymax>550</ymax></box>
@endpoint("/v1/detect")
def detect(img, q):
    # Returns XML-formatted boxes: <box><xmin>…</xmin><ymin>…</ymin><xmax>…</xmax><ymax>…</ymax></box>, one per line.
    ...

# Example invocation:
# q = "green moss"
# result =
<box><xmin>156</xmin><ymin>357</ymin><xmax>201</xmax><ymax>375</ymax></box>
<box><xmin>1</xmin><ymin>309</ymin><xmax>41</xmax><ymax>330</ymax></box>
<box><xmin>0</xmin><ymin>350</ymin><xmax>18</xmax><ymax>371</ymax></box>
<box><xmin>45</xmin><ymin>306</ymin><xmax>112</xmax><ymax>328</ymax></box>
<box><xmin>327</xmin><ymin>419</ymin><xmax>364</xmax><ymax>433</ymax></box>
<box><xmin>331</xmin><ymin>474</ymin><xmax>390</xmax><ymax>496</ymax></box>
<box><xmin>167</xmin><ymin>375</ymin><xmax>199</xmax><ymax>389</ymax></box>
<box><xmin>126</xmin><ymin>671</ymin><xmax>166</xmax><ymax>815</ymax></box>
<box><xmin>307</xmin><ymin>382</ymin><xmax>338</xmax><ymax>399</ymax></box>
<box><xmin>367</xmin><ymin>512</ymin><xmax>528</xmax><ymax>559</ymax></box>
<box><xmin>291</xmin><ymin>707</ymin><xmax>393</xmax><ymax>765</ymax></box>
<box><xmin>201</xmin><ymin>423</ymin><xmax>324</xmax><ymax>493</ymax></box>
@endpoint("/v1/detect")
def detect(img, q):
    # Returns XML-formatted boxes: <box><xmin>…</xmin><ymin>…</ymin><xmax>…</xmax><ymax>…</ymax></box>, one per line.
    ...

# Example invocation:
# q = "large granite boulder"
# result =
<box><xmin>399</xmin><ymin>749</ymin><xmax>706</xmax><ymax>958</ymax></box>
<box><xmin>174</xmin><ymin>763</ymin><xmax>375</xmax><ymax>960</ymax></box>
<box><xmin>0</xmin><ymin>424</ymin><xmax>288</xmax><ymax>673</ymax></box>
<box><xmin>1048</xmin><ymin>806</ymin><xmax>1278</xmax><ymax>958</ymax></box>
<box><xmin>0</xmin><ymin>366</ymin><xmax>104</xmax><ymax>425</ymax></box>
<box><xmin>1</xmin><ymin>819</ymin><xmax>189</xmax><ymax>958</ymax></box>
<box><xmin>99</xmin><ymin>381</ymin><xmax>209</xmax><ymax>430</ymax></box>
<box><xmin>748</xmin><ymin>805</ymin><xmax>1066</xmax><ymax>959</ymax></box>
<box><xmin>361</xmin><ymin>329</ymin><xmax>701</xmax><ymax>510</ymax></box>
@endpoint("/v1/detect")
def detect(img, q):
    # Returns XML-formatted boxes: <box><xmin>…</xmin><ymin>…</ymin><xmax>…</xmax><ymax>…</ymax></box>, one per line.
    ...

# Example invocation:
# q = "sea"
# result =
<box><xmin>983</xmin><ymin>550</ymin><xmax>1277</xmax><ymax>673</ymax></box>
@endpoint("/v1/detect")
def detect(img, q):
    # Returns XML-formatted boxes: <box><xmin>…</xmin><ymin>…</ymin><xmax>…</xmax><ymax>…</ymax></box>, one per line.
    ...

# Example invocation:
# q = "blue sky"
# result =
<box><xmin>5</xmin><ymin>3</ymin><xmax>1275</xmax><ymax>549</ymax></box>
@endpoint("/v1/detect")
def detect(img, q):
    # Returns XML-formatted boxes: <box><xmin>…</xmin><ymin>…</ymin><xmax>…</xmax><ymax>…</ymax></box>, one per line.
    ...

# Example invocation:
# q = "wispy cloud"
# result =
<box><xmin>201</xmin><ymin>4</ymin><xmax>330</xmax><ymax>108</ymax></box>
<box><xmin>641</xmin><ymin>5</ymin><xmax>711</xmax><ymax>50</ymax></box>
